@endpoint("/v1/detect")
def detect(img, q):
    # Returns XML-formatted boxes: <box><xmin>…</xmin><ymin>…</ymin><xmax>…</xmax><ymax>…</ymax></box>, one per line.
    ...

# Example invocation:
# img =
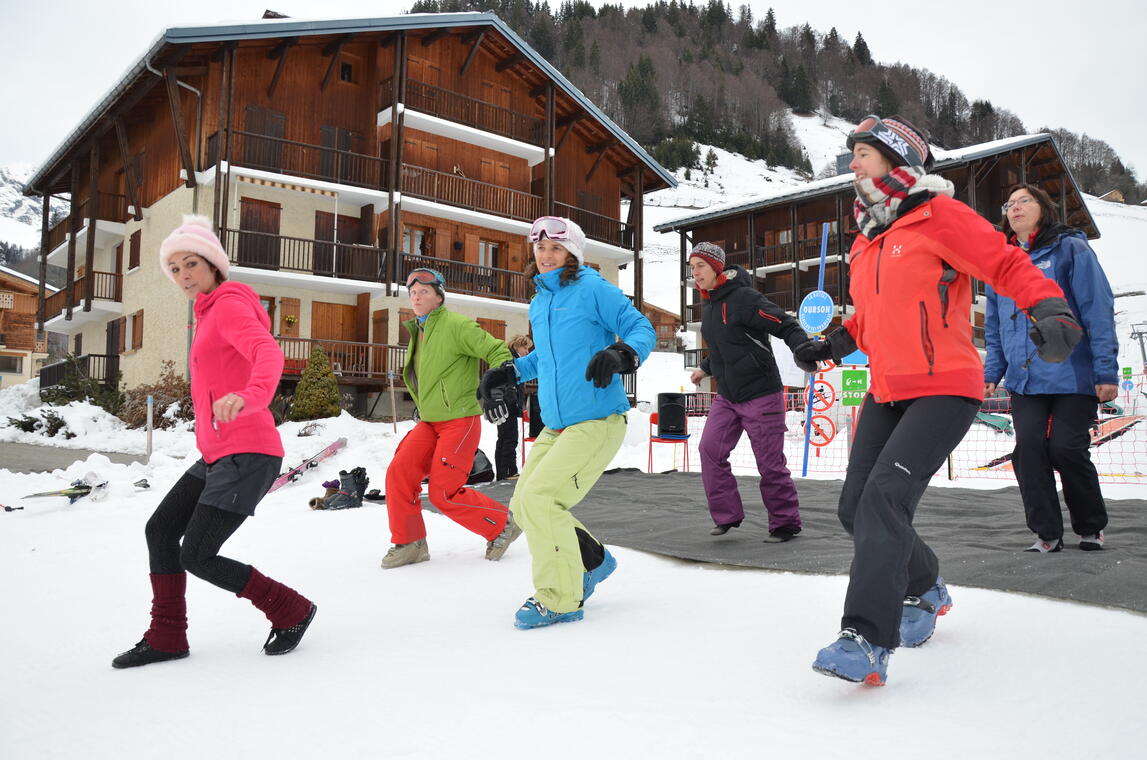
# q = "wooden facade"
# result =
<box><xmin>26</xmin><ymin>13</ymin><xmax>672</xmax><ymax>405</ymax></box>
<box><xmin>657</xmin><ymin>135</ymin><xmax>1097</xmax><ymax>359</ymax></box>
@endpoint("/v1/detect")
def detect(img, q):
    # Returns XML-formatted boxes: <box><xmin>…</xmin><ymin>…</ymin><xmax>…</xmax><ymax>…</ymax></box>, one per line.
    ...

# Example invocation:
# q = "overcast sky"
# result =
<box><xmin>2</xmin><ymin>0</ymin><xmax>1143</xmax><ymax>178</ymax></box>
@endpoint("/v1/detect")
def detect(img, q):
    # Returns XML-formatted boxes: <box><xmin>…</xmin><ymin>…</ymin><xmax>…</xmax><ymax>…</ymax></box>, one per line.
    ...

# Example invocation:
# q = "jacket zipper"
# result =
<box><xmin>875</xmin><ymin>239</ymin><xmax>885</xmax><ymax>295</ymax></box>
<box><xmin>918</xmin><ymin>302</ymin><xmax>935</xmax><ymax>375</ymax></box>
<box><xmin>936</xmin><ymin>262</ymin><xmax>956</xmax><ymax>328</ymax></box>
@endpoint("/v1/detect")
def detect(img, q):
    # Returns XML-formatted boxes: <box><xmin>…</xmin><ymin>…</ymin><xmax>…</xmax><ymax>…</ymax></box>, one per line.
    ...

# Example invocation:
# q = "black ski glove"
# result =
<box><xmin>585</xmin><ymin>342</ymin><xmax>639</xmax><ymax>389</ymax></box>
<box><xmin>478</xmin><ymin>360</ymin><xmax>517</xmax><ymax>425</ymax></box>
<box><xmin>1027</xmin><ymin>297</ymin><xmax>1083</xmax><ymax>363</ymax></box>
<box><xmin>790</xmin><ymin>338</ymin><xmax>832</xmax><ymax>374</ymax></box>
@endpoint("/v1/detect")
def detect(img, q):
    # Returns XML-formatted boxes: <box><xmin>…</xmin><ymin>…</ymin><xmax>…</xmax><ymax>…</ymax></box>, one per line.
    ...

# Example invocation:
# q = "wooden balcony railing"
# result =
<box><xmin>401</xmin><ymin>163</ymin><xmax>543</xmax><ymax>223</ymax></box>
<box><xmin>44</xmin><ymin>193</ymin><xmax>130</xmax><ymax>253</ymax></box>
<box><xmin>278</xmin><ymin>337</ymin><xmax>406</xmax><ymax>383</ymax></box>
<box><xmin>206</xmin><ymin>131</ymin><xmax>388</xmax><ymax>191</ymax></box>
<box><xmin>554</xmin><ymin>202</ymin><xmax>632</xmax><ymax>248</ymax></box>
<box><xmin>39</xmin><ymin>353</ymin><xmax>119</xmax><ymax>390</ymax></box>
<box><xmin>221</xmin><ymin>229</ymin><xmax>386</xmax><ymax>281</ymax></box>
<box><xmin>383</xmin><ymin>78</ymin><xmax>546</xmax><ymax>147</ymax></box>
<box><xmin>42</xmin><ymin>271</ymin><xmax>123</xmax><ymax>321</ymax></box>
<box><xmin>399</xmin><ymin>252</ymin><xmax>531</xmax><ymax>304</ymax></box>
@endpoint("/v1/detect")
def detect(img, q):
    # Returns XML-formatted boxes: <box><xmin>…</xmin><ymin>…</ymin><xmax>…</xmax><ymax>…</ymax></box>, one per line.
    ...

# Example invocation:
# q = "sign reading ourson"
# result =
<box><xmin>841</xmin><ymin>369</ymin><xmax>868</xmax><ymax>406</ymax></box>
<box><xmin>798</xmin><ymin>290</ymin><xmax>834</xmax><ymax>334</ymax></box>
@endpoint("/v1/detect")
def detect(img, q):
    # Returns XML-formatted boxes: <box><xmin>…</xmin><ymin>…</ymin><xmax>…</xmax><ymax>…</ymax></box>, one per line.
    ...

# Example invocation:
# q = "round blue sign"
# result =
<box><xmin>798</xmin><ymin>290</ymin><xmax>834</xmax><ymax>334</ymax></box>
<box><xmin>1121</xmin><ymin>380</ymin><xmax>1135</xmax><ymax>392</ymax></box>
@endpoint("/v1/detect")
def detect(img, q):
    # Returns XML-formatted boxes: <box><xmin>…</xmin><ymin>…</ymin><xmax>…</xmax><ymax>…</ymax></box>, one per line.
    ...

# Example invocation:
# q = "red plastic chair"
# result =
<box><xmin>648</xmin><ymin>411</ymin><xmax>690</xmax><ymax>473</ymax></box>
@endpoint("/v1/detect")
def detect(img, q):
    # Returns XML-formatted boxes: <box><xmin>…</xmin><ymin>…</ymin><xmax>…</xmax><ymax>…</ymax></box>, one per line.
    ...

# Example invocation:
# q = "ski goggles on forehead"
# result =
<box><xmin>405</xmin><ymin>268</ymin><xmax>444</xmax><ymax>288</ymax></box>
<box><xmin>528</xmin><ymin>216</ymin><xmax>572</xmax><ymax>243</ymax></box>
<box><xmin>849</xmin><ymin>114</ymin><xmax>927</xmax><ymax>167</ymax></box>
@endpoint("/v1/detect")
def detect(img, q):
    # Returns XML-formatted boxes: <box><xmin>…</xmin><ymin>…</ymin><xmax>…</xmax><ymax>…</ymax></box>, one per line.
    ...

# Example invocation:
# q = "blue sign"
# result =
<box><xmin>798</xmin><ymin>290</ymin><xmax>834</xmax><ymax>334</ymax></box>
<box><xmin>1122</xmin><ymin>380</ymin><xmax>1135</xmax><ymax>392</ymax></box>
<box><xmin>840</xmin><ymin>348</ymin><xmax>868</xmax><ymax>366</ymax></box>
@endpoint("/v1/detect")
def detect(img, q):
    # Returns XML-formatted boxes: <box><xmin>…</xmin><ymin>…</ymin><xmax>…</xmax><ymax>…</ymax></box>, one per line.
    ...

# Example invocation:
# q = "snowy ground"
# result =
<box><xmin>2</xmin><ymin>367</ymin><xmax>1145</xmax><ymax>759</ymax></box>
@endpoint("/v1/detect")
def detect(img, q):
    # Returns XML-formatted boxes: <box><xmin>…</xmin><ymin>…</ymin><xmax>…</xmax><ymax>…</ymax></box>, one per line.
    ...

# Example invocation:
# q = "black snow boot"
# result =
<box><xmin>264</xmin><ymin>604</ymin><xmax>318</xmax><ymax>656</ymax></box>
<box><xmin>324</xmin><ymin>467</ymin><xmax>368</xmax><ymax>510</ymax></box>
<box><xmin>112</xmin><ymin>639</ymin><xmax>190</xmax><ymax>669</ymax></box>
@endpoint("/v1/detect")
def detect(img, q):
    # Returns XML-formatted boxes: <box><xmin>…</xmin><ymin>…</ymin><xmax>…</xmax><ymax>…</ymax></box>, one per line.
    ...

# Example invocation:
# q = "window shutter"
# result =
<box><xmin>132</xmin><ymin>310</ymin><xmax>144</xmax><ymax>351</ymax></box>
<box><xmin>129</xmin><ymin>230</ymin><xmax>141</xmax><ymax>270</ymax></box>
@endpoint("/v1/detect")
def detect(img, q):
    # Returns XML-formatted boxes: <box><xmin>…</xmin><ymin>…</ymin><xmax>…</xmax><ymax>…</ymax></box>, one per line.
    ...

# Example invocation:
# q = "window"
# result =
<box><xmin>402</xmin><ymin>226</ymin><xmax>433</xmax><ymax>257</ymax></box>
<box><xmin>340</xmin><ymin>62</ymin><xmax>355</xmax><ymax>83</ymax></box>
<box><xmin>478</xmin><ymin>240</ymin><xmax>500</xmax><ymax>269</ymax></box>
<box><xmin>74</xmin><ymin>334</ymin><xmax>82</xmax><ymax>355</ymax></box>
<box><xmin>130</xmin><ymin>310</ymin><xmax>144</xmax><ymax>351</ymax></box>
<box><xmin>129</xmin><ymin>230</ymin><xmax>141</xmax><ymax>270</ymax></box>
<box><xmin>0</xmin><ymin>355</ymin><xmax>22</xmax><ymax>373</ymax></box>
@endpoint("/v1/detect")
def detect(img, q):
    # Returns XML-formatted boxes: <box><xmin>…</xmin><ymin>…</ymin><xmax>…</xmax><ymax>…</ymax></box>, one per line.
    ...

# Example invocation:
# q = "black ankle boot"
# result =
<box><xmin>263</xmin><ymin>604</ymin><xmax>317</xmax><ymax>655</ymax></box>
<box><xmin>709</xmin><ymin>520</ymin><xmax>742</xmax><ymax>536</ymax></box>
<box><xmin>112</xmin><ymin>639</ymin><xmax>189</xmax><ymax>669</ymax></box>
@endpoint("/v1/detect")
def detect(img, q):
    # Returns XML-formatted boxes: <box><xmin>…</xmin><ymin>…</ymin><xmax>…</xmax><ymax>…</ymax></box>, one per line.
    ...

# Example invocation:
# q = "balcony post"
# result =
<box><xmin>385</xmin><ymin>32</ymin><xmax>408</xmax><ymax>297</ymax></box>
<box><xmin>37</xmin><ymin>191</ymin><xmax>49</xmax><ymax>337</ymax></box>
<box><xmin>633</xmin><ymin>169</ymin><xmax>644</xmax><ymax>310</ymax></box>
<box><xmin>218</xmin><ymin>46</ymin><xmax>237</xmax><ymax>239</ymax></box>
<box><xmin>84</xmin><ymin>143</ymin><xmax>99</xmax><ymax>312</ymax></box>
<box><xmin>543</xmin><ymin>83</ymin><xmax>554</xmax><ymax>215</ymax></box>
<box><xmin>65</xmin><ymin>164</ymin><xmax>80</xmax><ymax>321</ymax></box>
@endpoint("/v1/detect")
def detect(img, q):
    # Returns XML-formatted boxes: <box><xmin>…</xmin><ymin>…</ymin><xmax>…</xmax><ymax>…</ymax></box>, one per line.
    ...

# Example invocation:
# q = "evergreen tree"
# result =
<box><xmin>876</xmin><ymin>78</ymin><xmax>899</xmax><ymax>116</ymax></box>
<box><xmin>853</xmin><ymin>32</ymin><xmax>873</xmax><ymax>65</ymax></box>
<box><xmin>790</xmin><ymin>65</ymin><xmax>815</xmax><ymax>114</ymax></box>
<box><xmin>618</xmin><ymin>55</ymin><xmax>665</xmax><ymax>143</ymax></box>
<box><xmin>289</xmin><ymin>347</ymin><xmax>342</xmax><ymax>421</ymax></box>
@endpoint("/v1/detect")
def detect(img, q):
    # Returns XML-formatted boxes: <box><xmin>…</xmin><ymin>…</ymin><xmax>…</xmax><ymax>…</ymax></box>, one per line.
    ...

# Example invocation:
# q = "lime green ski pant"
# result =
<box><xmin>510</xmin><ymin>413</ymin><xmax>626</xmax><ymax>613</ymax></box>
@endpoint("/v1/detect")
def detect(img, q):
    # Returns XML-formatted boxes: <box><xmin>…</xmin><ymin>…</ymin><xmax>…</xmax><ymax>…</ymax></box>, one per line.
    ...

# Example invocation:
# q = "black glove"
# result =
<box><xmin>585</xmin><ymin>342</ymin><xmax>638</xmax><ymax>389</ymax></box>
<box><xmin>791</xmin><ymin>338</ymin><xmax>832</xmax><ymax>374</ymax></box>
<box><xmin>478</xmin><ymin>361</ymin><xmax>517</xmax><ymax>424</ymax></box>
<box><xmin>1027</xmin><ymin>297</ymin><xmax>1083</xmax><ymax>363</ymax></box>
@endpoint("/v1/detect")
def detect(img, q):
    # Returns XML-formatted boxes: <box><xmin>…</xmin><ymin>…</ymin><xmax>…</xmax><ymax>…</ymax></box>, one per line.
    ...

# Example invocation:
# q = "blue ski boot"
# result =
<box><xmin>514</xmin><ymin>597</ymin><xmax>583</xmax><ymax>630</ymax></box>
<box><xmin>899</xmin><ymin>577</ymin><xmax>953</xmax><ymax>648</ymax></box>
<box><xmin>583</xmin><ymin>548</ymin><xmax>617</xmax><ymax>602</ymax></box>
<box><xmin>812</xmin><ymin>629</ymin><xmax>891</xmax><ymax>686</ymax></box>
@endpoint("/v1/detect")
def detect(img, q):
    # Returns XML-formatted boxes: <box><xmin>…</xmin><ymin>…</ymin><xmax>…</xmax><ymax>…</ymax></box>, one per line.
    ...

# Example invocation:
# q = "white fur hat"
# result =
<box><xmin>158</xmin><ymin>214</ymin><xmax>229</xmax><ymax>282</ymax></box>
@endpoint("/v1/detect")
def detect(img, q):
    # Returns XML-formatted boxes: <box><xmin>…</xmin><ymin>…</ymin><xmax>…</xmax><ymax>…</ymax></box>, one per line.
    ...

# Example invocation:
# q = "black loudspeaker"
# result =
<box><xmin>657</xmin><ymin>392</ymin><xmax>687</xmax><ymax>436</ymax></box>
<box><xmin>527</xmin><ymin>393</ymin><xmax>544</xmax><ymax>438</ymax></box>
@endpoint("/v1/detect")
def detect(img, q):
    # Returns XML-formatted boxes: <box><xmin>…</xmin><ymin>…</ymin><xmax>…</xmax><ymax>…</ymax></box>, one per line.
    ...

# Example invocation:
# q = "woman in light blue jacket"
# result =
<box><xmin>479</xmin><ymin>217</ymin><xmax>654</xmax><ymax>629</ymax></box>
<box><xmin>984</xmin><ymin>183</ymin><xmax>1118</xmax><ymax>553</ymax></box>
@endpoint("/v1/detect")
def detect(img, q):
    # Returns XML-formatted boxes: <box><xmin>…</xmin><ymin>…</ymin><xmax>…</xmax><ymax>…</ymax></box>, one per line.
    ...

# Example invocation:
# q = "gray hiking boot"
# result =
<box><xmin>485</xmin><ymin>512</ymin><xmax>523</xmax><ymax>561</ymax></box>
<box><xmin>381</xmin><ymin>539</ymin><xmax>429</xmax><ymax>569</ymax></box>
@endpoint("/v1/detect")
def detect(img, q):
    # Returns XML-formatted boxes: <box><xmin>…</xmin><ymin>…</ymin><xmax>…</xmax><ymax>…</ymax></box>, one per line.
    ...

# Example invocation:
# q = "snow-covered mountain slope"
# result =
<box><xmin>0</xmin><ymin>164</ymin><xmax>43</xmax><ymax>248</ymax></box>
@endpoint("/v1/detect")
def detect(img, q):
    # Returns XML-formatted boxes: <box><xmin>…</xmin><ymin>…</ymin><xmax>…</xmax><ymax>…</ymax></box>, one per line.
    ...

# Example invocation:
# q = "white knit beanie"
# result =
<box><xmin>159</xmin><ymin>214</ymin><xmax>229</xmax><ymax>282</ymax></box>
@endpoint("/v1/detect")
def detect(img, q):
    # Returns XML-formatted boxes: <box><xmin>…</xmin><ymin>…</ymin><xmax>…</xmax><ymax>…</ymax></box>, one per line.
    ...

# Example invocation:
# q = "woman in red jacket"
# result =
<box><xmin>793</xmin><ymin>116</ymin><xmax>1082</xmax><ymax>686</ymax></box>
<box><xmin>112</xmin><ymin>215</ymin><xmax>315</xmax><ymax>669</ymax></box>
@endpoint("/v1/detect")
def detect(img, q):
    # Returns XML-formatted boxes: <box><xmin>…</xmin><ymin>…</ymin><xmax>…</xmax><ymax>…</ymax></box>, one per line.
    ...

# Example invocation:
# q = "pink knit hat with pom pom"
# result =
<box><xmin>158</xmin><ymin>214</ymin><xmax>229</xmax><ymax>282</ymax></box>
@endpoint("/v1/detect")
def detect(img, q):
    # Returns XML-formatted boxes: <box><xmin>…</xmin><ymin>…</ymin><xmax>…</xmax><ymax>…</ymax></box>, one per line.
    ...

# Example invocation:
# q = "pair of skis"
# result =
<box><xmin>23</xmin><ymin>473</ymin><xmax>110</xmax><ymax>504</ymax></box>
<box><xmin>268</xmin><ymin>438</ymin><xmax>348</xmax><ymax>493</ymax></box>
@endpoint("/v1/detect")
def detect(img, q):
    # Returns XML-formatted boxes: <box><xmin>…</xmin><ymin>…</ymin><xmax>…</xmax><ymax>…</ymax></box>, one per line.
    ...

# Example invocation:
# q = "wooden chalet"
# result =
<box><xmin>640</xmin><ymin>301</ymin><xmax>683</xmax><ymax>351</ymax></box>
<box><xmin>24</xmin><ymin>12</ymin><xmax>674</xmax><ymax>411</ymax></box>
<box><xmin>0</xmin><ymin>265</ymin><xmax>53</xmax><ymax>389</ymax></box>
<box><xmin>653</xmin><ymin>133</ymin><xmax>1098</xmax><ymax>368</ymax></box>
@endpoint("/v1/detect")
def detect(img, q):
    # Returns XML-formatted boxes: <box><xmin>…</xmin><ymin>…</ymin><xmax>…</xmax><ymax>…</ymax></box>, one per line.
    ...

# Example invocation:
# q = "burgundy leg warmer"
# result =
<box><xmin>237</xmin><ymin>567</ymin><xmax>312</xmax><ymax>629</ymax></box>
<box><xmin>143</xmin><ymin>572</ymin><xmax>189</xmax><ymax>653</ymax></box>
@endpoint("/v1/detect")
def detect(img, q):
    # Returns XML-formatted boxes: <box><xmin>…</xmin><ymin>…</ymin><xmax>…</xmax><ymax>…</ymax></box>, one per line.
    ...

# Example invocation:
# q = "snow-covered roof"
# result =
<box><xmin>0</xmin><ymin>264</ymin><xmax>57</xmax><ymax>292</ymax></box>
<box><xmin>26</xmin><ymin>12</ymin><xmax>675</xmax><ymax>195</ymax></box>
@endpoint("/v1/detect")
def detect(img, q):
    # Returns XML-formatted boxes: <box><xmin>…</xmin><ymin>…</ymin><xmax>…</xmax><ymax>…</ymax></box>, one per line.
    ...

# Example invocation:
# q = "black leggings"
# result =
<box><xmin>145</xmin><ymin>470</ymin><xmax>252</xmax><ymax>593</ymax></box>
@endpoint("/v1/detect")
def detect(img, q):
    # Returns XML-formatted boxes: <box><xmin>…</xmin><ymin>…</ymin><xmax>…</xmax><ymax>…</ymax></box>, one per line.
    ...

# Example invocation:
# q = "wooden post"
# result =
<box><xmin>65</xmin><ymin>165</ymin><xmax>80</xmax><ymax>321</ymax></box>
<box><xmin>544</xmin><ymin>84</ymin><xmax>554</xmax><ymax>215</ymax></box>
<box><xmin>633</xmin><ymin>169</ymin><xmax>644</xmax><ymax>309</ymax></box>
<box><xmin>37</xmin><ymin>192</ymin><xmax>50</xmax><ymax>337</ymax></box>
<box><xmin>219</xmin><ymin>47</ymin><xmax>236</xmax><ymax>241</ymax></box>
<box><xmin>115</xmin><ymin>119</ymin><xmax>142</xmax><ymax>221</ymax></box>
<box><xmin>679</xmin><ymin>232</ymin><xmax>688</xmax><ymax>326</ymax></box>
<box><xmin>386</xmin><ymin>32</ymin><xmax>408</xmax><ymax>296</ymax></box>
<box><xmin>211</xmin><ymin>47</ymin><xmax>229</xmax><ymax>230</ymax></box>
<box><xmin>165</xmin><ymin>69</ymin><xmax>197</xmax><ymax>188</ymax></box>
<box><xmin>84</xmin><ymin>144</ymin><xmax>99</xmax><ymax>311</ymax></box>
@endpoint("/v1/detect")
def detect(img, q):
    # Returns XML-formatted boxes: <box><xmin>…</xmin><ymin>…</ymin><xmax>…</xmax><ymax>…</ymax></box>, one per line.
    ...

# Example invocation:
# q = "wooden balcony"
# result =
<box><xmin>278</xmin><ymin>336</ymin><xmax>406</xmax><ymax>387</ymax></box>
<box><xmin>401</xmin><ymin>162</ymin><xmax>544</xmax><ymax>223</ymax></box>
<box><xmin>45</xmin><ymin>193</ymin><xmax>130</xmax><ymax>253</ymax></box>
<box><xmin>383</xmin><ymin>78</ymin><xmax>545</xmax><ymax>147</ymax></box>
<box><xmin>42</xmin><ymin>271</ymin><xmax>123</xmax><ymax>321</ymax></box>
<box><xmin>39</xmin><ymin>353</ymin><xmax>119</xmax><ymax>391</ymax></box>
<box><xmin>399</xmin><ymin>252</ymin><xmax>531</xmax><ymax>304</ymax></box>
<box><xmin>221</xmin><ymin>229</ymin><xmax>386</xmax><ymax>281</ymax></box>
<box><xmin>206</xmin><ymin>130</ymin><xmax>388</xmax><ymax>191</ymax></box>
<box><xmin>555</xmin><ymin>201</ymin><xmax>632</xmax><ymax>249</ymax></box>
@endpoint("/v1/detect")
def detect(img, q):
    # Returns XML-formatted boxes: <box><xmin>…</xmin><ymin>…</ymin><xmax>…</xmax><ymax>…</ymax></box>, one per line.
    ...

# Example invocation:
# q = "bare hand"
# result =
<box><xmin>1096</xmin><ymin>384</ymin><xmax>1118</xmax><ymax>403</ymax></box>
<box><xmin>984</xmin><ymin>382</ymin><xmax>997</xmax><ymax>396</ymax></box>
<box><xmin>689</xmin><ymin>369</ymin><xmax>706</xmax><ymax>385</ymax></box>
<box><xmin>212</xmin><ymin>393</ymin><xmax>246</xmax><ymax>424</ymax></box>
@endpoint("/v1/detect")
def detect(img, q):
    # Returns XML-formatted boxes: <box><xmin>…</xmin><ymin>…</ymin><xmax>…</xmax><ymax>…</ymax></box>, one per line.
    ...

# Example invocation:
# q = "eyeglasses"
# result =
<box><xmin>405</xmin><ymin>268</ymin><xmax>444</xmax><ymax>288</ymax></box>
<box><xmin>528</xmin><ymin>216</ymin><xmax>571</xmax><ymax>243</ymax></box>
<box><xmin>1001</xmin><ymin>196</ymin><xmax>1037</xmax><ymax>213</ymax></box>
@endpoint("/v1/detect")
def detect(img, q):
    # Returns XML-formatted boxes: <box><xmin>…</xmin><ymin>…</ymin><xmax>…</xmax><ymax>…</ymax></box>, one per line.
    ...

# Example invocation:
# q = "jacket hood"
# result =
<box><xmin>704</xmin><ymin>264</ymin><xmax>752</xmax><ymax>301</ymax></box>
<box><xmin>193</xmin><ymin>281</ymin><xmax>270</xmax><ymax>330</ymax></box>
<box><xmin>1024</xmin><ymin>223</ymin><xmax>1083</xmax><ymax>253</ymax></box>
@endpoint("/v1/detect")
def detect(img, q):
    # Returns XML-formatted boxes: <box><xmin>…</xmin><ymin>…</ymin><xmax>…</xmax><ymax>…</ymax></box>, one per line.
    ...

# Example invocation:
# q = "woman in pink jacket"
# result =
<box><xmin>112</xmin><ymin>215</ymin><xmax>315</xmax><ymax>669</ymax></box>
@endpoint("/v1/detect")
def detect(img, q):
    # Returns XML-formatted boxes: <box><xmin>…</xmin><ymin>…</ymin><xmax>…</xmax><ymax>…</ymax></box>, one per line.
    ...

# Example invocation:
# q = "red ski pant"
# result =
<box><xmin>385</xmin><ymin>415</ymin><xmax>509</xmax><ymax>545</ymax></box>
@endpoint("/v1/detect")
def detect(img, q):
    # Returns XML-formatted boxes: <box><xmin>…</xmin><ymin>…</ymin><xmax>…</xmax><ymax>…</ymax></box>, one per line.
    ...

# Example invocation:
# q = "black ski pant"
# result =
<box><xmin>145</xmin><ymin>470</ymin><xmax>251</xmax><ymax>593</ymax></box>
<box><xmin>838</xmin><ymin>394</ymin><xmax>979</xmax><ymax>649</ymax></box>
<box><xmin>495</xmin><ymin>413</ymin><xmax>520</xmax><ymax>480</ymax></box>
<box><xmin>1010</xmin><ymin>392</ymin><xmax>1107</xmax><ymax>541</ymax></box>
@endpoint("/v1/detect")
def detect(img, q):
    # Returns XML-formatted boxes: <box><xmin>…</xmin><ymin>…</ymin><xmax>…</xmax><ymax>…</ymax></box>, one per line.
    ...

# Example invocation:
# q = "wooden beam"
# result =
<box><xmin>65</xmin><ymin>165</ymin><xmax>79</xmax><ymax>321</ymax></box>
<box><xmin>458</xmin><ymin>29</ymin><xmax>486</xmax><ymax>77</ymax></box>
<box><xmin>495</xmin><ymin>52</ymin><xmax>525</xmax><ymax>72</ymax></box>
<box><xmin>379</xmin><ymin>32</ymin><xmax>397</xmax><ymax>48</ymax></box>
<box><xmin>420</xmin><ymin>28</ymin><xmax>450</xmax><ymax>46</ymax></box>
<box><xmin>84</xmin><ymin>144</ymin><xmax>98</xmax><ymax>312</ymax></box>
<box><xmin>529</xmin><ymin>83</ymin><xmax>548</xmax><ymax>98</ymax></box>
<box><xmin>585</xmin><ymin>139</ymin><xmax>613</xmax><ymax>155</ymax></box>
<box><xmin>585</xmin><ymin>144</ymin><xmax>610</xmax><ymax>183</ymax></box>
<box><xmin>266</xmin><ymin>38</ymin><xmax>296</xmax><ymax>99</ymax></box>
<box><xmin>210</xmin><ymin>41</ymin><xmax>236</xmax><ymax>63</ymax></box>
<box><xmin>554</xmin><ymin>124</ymin><xmax>574</xmax><ymax>154</ymax></box>
<box><xmin>164</xmin><ymin>69</ymin><xmax>197</xmax><ymax>188</ymax></box>
<box><xmin>114</xmin><ymin>119</ymin><xmax>142</xmax><ymax>222</ymax></box>
<box><xmin>320</xmin><ymin>36</ymin><xmax>351</xmax><ymax>92</ymax></box>
<box><xmin>37</xmin><ymin>191</ymin><xmax>49</xmax><ymax>336</ymax></box>
<box><xmin>556</xmin><ymin>112</ymin><xmax>586</xmax><ymax>128</ymax></box>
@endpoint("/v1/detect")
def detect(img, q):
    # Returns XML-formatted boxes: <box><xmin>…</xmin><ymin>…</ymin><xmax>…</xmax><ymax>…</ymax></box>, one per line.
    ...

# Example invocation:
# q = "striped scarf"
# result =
<box><xmin>853</xmin><ymin>167</ymin><xmax>955</xmax><ymax>238</ymax></box>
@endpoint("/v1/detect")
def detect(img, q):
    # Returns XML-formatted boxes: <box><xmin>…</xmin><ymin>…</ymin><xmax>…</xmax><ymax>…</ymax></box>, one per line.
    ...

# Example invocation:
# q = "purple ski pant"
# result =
<box><xmin>698</xmin><ymin>391</ymin><xmax>801</xmax><ymax>532</ymax></box>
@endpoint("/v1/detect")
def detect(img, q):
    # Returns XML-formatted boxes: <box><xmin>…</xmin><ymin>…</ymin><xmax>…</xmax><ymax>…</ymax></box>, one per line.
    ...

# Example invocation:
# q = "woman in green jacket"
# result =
<box><xmin>380</xmin><ymin>268</ymin><xmax>521</xmax><ymax>569</ymax></box>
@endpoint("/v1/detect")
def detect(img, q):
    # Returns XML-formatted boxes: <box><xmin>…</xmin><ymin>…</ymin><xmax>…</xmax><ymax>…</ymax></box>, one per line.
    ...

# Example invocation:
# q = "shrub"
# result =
<box><xmin>6</xmin><ymin>414</ymin><xmax>39</xmax><ymax>433</ymax></box>
<box><xmin>119</xmin><ymin>360</ymin><xmax>194</xmax><ymax>430</ymax></box>
<box><xmin>288</xmin><ymin>346</ymin><xmax>341</xmax><ymax>421</ymax></box>
<box><xmin>40</xmin><ymin>354</ymin><xmax>125</xmax><ymax>416</ymax></box>
<box><xmin>40</xmin><ymin>409</ymin><xmax>74</xmax><ymax>438</ymax></box>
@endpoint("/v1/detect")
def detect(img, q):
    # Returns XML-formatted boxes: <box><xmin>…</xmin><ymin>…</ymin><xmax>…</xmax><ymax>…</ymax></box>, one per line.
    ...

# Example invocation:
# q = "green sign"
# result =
<box><xmin>1123</xmin><ymin>367</ymin><xmax>1133</xmax><ymax>379</ymax></box>
<box><xmin>841</xmin><ymin>369</ymin><xmax>868</xmax><ymax>407</ymax></box>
